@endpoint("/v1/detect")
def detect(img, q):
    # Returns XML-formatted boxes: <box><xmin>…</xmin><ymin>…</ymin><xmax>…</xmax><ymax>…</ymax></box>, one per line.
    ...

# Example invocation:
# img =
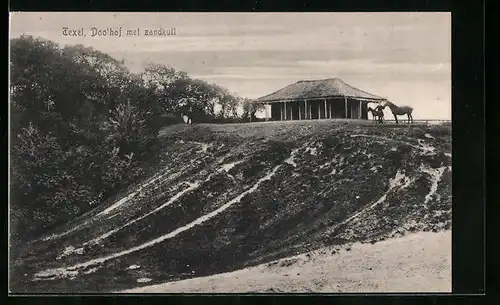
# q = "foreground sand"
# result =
<box><xmin>121</xmin><ymin>230</ymin><xmax>451</xmax><ymax>293</ymax></box>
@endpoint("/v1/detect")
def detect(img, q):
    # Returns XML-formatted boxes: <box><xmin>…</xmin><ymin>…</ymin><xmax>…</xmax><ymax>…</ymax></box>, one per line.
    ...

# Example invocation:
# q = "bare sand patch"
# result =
<box><xmin>121</xmin><ymin>230</ymin><xmax>451</xmax><ymax>293</ymax></box>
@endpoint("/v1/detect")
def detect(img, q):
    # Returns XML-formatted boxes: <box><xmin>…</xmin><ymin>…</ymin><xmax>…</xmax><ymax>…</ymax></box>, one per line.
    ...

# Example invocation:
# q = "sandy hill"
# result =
<box><xmin>10</xmin><ymin>120</ymin><xmax>452</xmax><ymax>293</ymax></box>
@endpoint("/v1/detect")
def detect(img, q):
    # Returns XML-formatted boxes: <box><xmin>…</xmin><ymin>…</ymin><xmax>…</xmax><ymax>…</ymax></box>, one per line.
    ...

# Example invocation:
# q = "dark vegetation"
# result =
<box><xmin>9</xmin><ymin>35</ymin><xmax>264</xmax><ymax>242</ymax></box>
<box><xmin>10</xmin><ymin>122</ymin><xmax>452</xmax><ymax>293</ymax></box>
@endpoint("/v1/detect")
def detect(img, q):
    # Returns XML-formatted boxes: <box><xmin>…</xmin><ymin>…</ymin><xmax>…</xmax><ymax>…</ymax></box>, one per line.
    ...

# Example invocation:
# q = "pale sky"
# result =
<box><xmin>9</xmin><ymin>12</ymin><xmax>451</xmax><ymax>119</ymax></box>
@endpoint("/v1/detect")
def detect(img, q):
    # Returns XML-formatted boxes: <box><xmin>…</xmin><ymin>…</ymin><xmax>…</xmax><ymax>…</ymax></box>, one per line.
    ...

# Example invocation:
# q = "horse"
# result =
<box><xmin>180</xmin><ymin>113</ymin><xmax>193</xmax><ymax>125</ymax></box>
<box><xmin>367</xmin><ymin>105</ymin><xmax>385</xmax><ymax>124</ymax></box>
<box><xmin>383</xmin><ymin>101</ymin><xmax>414</xmax><ymax>124</ymax></box>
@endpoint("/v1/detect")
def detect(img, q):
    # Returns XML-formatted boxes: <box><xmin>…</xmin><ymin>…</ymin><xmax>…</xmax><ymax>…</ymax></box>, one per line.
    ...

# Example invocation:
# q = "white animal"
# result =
<box><xmin>181</xmin><ymin>113</ymin><xmax>192</xmax><ymax>125</ymax></box>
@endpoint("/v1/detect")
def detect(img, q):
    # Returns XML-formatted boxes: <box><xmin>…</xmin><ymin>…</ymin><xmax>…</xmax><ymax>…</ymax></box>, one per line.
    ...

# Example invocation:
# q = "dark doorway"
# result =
<box><xmin>330</xmin><ymin>100</ymin><xmax>345</xmax><ymax>119</ymax></box>
<box><xmin>271</xmin><ymin>103</ymin><xmax>281</xmax><ymax>121</ymax></box>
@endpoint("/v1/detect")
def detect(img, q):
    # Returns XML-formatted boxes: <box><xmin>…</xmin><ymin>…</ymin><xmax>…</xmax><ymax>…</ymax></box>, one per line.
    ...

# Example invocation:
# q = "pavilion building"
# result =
<box><xmin>252</xmin><ymin>78</ymin><xmax>387</xmax><ymax>121</ymax></box>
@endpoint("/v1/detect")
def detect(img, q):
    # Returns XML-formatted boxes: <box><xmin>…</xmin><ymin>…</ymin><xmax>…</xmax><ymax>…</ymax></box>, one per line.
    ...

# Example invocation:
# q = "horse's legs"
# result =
<box><xmin>393</xmin><ymin>114</ymin><xmax>398</xmax><ymax>124</ymax></box>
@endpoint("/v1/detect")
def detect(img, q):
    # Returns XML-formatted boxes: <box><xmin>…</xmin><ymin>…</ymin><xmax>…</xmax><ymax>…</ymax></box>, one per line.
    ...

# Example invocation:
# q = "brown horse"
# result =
<box><xmin>383</xmin><ymin>101</ymin><xmax>414</xmax><ymax>124</ymax></box>
<box><xmin>368</xmin><ymin>105</ymin><xmax>385</xmax><ymax>124</ymax></box>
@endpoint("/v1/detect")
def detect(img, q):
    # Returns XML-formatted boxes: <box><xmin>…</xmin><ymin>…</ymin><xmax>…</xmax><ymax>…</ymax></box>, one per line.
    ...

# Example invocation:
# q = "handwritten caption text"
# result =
<box><xmin>62</xmin><ymin>27</ymin><xmax>177</xmax><ymax>38</ymax></box>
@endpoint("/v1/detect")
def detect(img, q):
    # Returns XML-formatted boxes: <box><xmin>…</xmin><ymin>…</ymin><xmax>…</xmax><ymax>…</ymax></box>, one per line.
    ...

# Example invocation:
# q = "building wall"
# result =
<box><xmin>268</xmin><ymin>99</ymin><xmax>370</xmax><ymax>121</ymax></box>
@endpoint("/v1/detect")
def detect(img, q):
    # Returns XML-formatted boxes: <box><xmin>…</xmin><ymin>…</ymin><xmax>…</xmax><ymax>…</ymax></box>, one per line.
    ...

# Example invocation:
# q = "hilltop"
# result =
<box><xmin>10</xmin><ymin>120</ymin><xmax>452</xmax><ymax>293</ymax></box>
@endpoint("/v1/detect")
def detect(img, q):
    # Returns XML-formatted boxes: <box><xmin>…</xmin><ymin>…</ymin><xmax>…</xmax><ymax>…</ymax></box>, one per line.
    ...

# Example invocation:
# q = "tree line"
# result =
<box><xmin>9</xmin><ymin>35</ymin><xmax>264</xmax><ymax>242</ymax></box>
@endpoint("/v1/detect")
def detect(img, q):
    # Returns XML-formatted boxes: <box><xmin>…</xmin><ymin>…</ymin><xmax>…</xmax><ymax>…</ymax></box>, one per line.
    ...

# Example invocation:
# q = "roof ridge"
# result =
<box><xmin>340</xmin><ymin>81</ymin><xmax>386</xmax><ymax>99</ymax></box>
<box><xmin>253</xmin><ymin>77</ymin><xmax>386</xmax><ymax>102</ymax></box>
<box><xmin>296</xmin><ymin>77</ymin><xmax>341</xmax><ymax>83</ymax></box>
<box><xmin>254</xmin><ymin>81</ymin><xmax>303</xmax><ymax>100</ymax></box>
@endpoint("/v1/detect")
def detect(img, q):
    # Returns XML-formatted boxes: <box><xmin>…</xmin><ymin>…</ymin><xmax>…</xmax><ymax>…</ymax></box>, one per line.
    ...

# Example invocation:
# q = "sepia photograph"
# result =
<box><xmin>9</xmin><ymin>12</ymin><xmax>452</xmax><ymax>293</ymax></box>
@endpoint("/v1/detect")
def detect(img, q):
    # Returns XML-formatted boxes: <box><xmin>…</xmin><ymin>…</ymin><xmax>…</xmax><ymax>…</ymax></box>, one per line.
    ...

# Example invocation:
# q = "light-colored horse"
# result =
<box><xmin>367</xmin><ymin>106</ymin><xmax>385</xmax><ymax>124</ymax></box>
<box><xmin>181</xmin><ymin>113</ymin><xmax>193</xmax><ymax>125</ymax></box>
<box><xmin>383</xmin><ymin>101</ymin><xmax>414</xmax><ymax>124</ymax></box>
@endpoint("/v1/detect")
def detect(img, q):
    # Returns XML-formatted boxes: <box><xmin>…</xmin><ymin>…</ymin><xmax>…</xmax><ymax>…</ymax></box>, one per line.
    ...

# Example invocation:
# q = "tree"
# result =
<box><xmin>217</xmin><ymin>88</ymin><xmax>240</xmax><ymax>119</ymax></box>
<box><xmin>139</xmin><ymin>63</ymin><xmax>189</xmax><ymax>113</ymax></box>
<box><xmin>241</xmin><ymin>98</ymin><xmax>265</xmax><ymax>121</ymax></box>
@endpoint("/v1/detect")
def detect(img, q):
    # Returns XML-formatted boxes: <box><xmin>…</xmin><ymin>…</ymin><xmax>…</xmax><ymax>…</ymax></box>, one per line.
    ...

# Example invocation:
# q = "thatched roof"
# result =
<box><xmin>253</xmin><ymin>78</ymin><xmax>387</xmax><ymax>103</ymax></box>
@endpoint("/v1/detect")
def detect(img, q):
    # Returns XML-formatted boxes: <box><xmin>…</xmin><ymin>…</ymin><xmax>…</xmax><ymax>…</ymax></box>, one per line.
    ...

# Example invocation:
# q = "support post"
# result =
<box><xmin>359</xmin><ymin>101</ymin><xmax>362</xmax><ymax>119</ymax></box>
<box><xmin>305</xmin><ymin>100</ymin><xmax>308</xmax><ymax>119</ymax></box>
<box><xmin>324</xmin><ymin>99</ymin><xmax>327</xmax><ymax>120</ymax></box>
<box><xmin>299</xmin><ymin>103</ymin><xmax>302</xmax><ymax>120</ymax></box>
<box><xmin>284</xmin><ymin>101</ymin><xmax>287</xmax><ymax>120</ymax></box>
<box><xmin>329</xmin><ymin>100</ymin><xmax>332</xmax><ymax>118</ymax></box>
<box><xmin>344</xmin><ymin>96</ymin><xmax>348</xmax><ymax>119</ymax></box>
<box><xmin>317</xmin><ymin>101</ymin><xmax>320</xmax><ymax>119</ymax></box>
<box><xmin>280</xmin><ymin>103</ymin><xmax>283</xmax><ymax>121</ymax></box>
<box><xmin>290</xmin><ymin>102</ymin><xmax>293</xmax><ymax>120</ymax></box>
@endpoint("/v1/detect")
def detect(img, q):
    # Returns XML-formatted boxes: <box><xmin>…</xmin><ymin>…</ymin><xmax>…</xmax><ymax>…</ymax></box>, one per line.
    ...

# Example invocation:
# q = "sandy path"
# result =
<box><xmin>121</xmin><ymin>230</ymin><xmax>451</xmax><ymax>293</ymax></box>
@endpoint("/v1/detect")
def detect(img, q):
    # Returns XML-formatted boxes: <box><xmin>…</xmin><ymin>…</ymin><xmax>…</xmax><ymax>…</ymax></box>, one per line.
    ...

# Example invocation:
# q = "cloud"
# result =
<box><xmin>189</xmin><ymin>59</ymin><xmax>450</xmax><ymax>84</ymax></box>
<box><xmin>295</xmin><ymin>59</ymin><xmax>451</xmax><ymax>75</ymax></box>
